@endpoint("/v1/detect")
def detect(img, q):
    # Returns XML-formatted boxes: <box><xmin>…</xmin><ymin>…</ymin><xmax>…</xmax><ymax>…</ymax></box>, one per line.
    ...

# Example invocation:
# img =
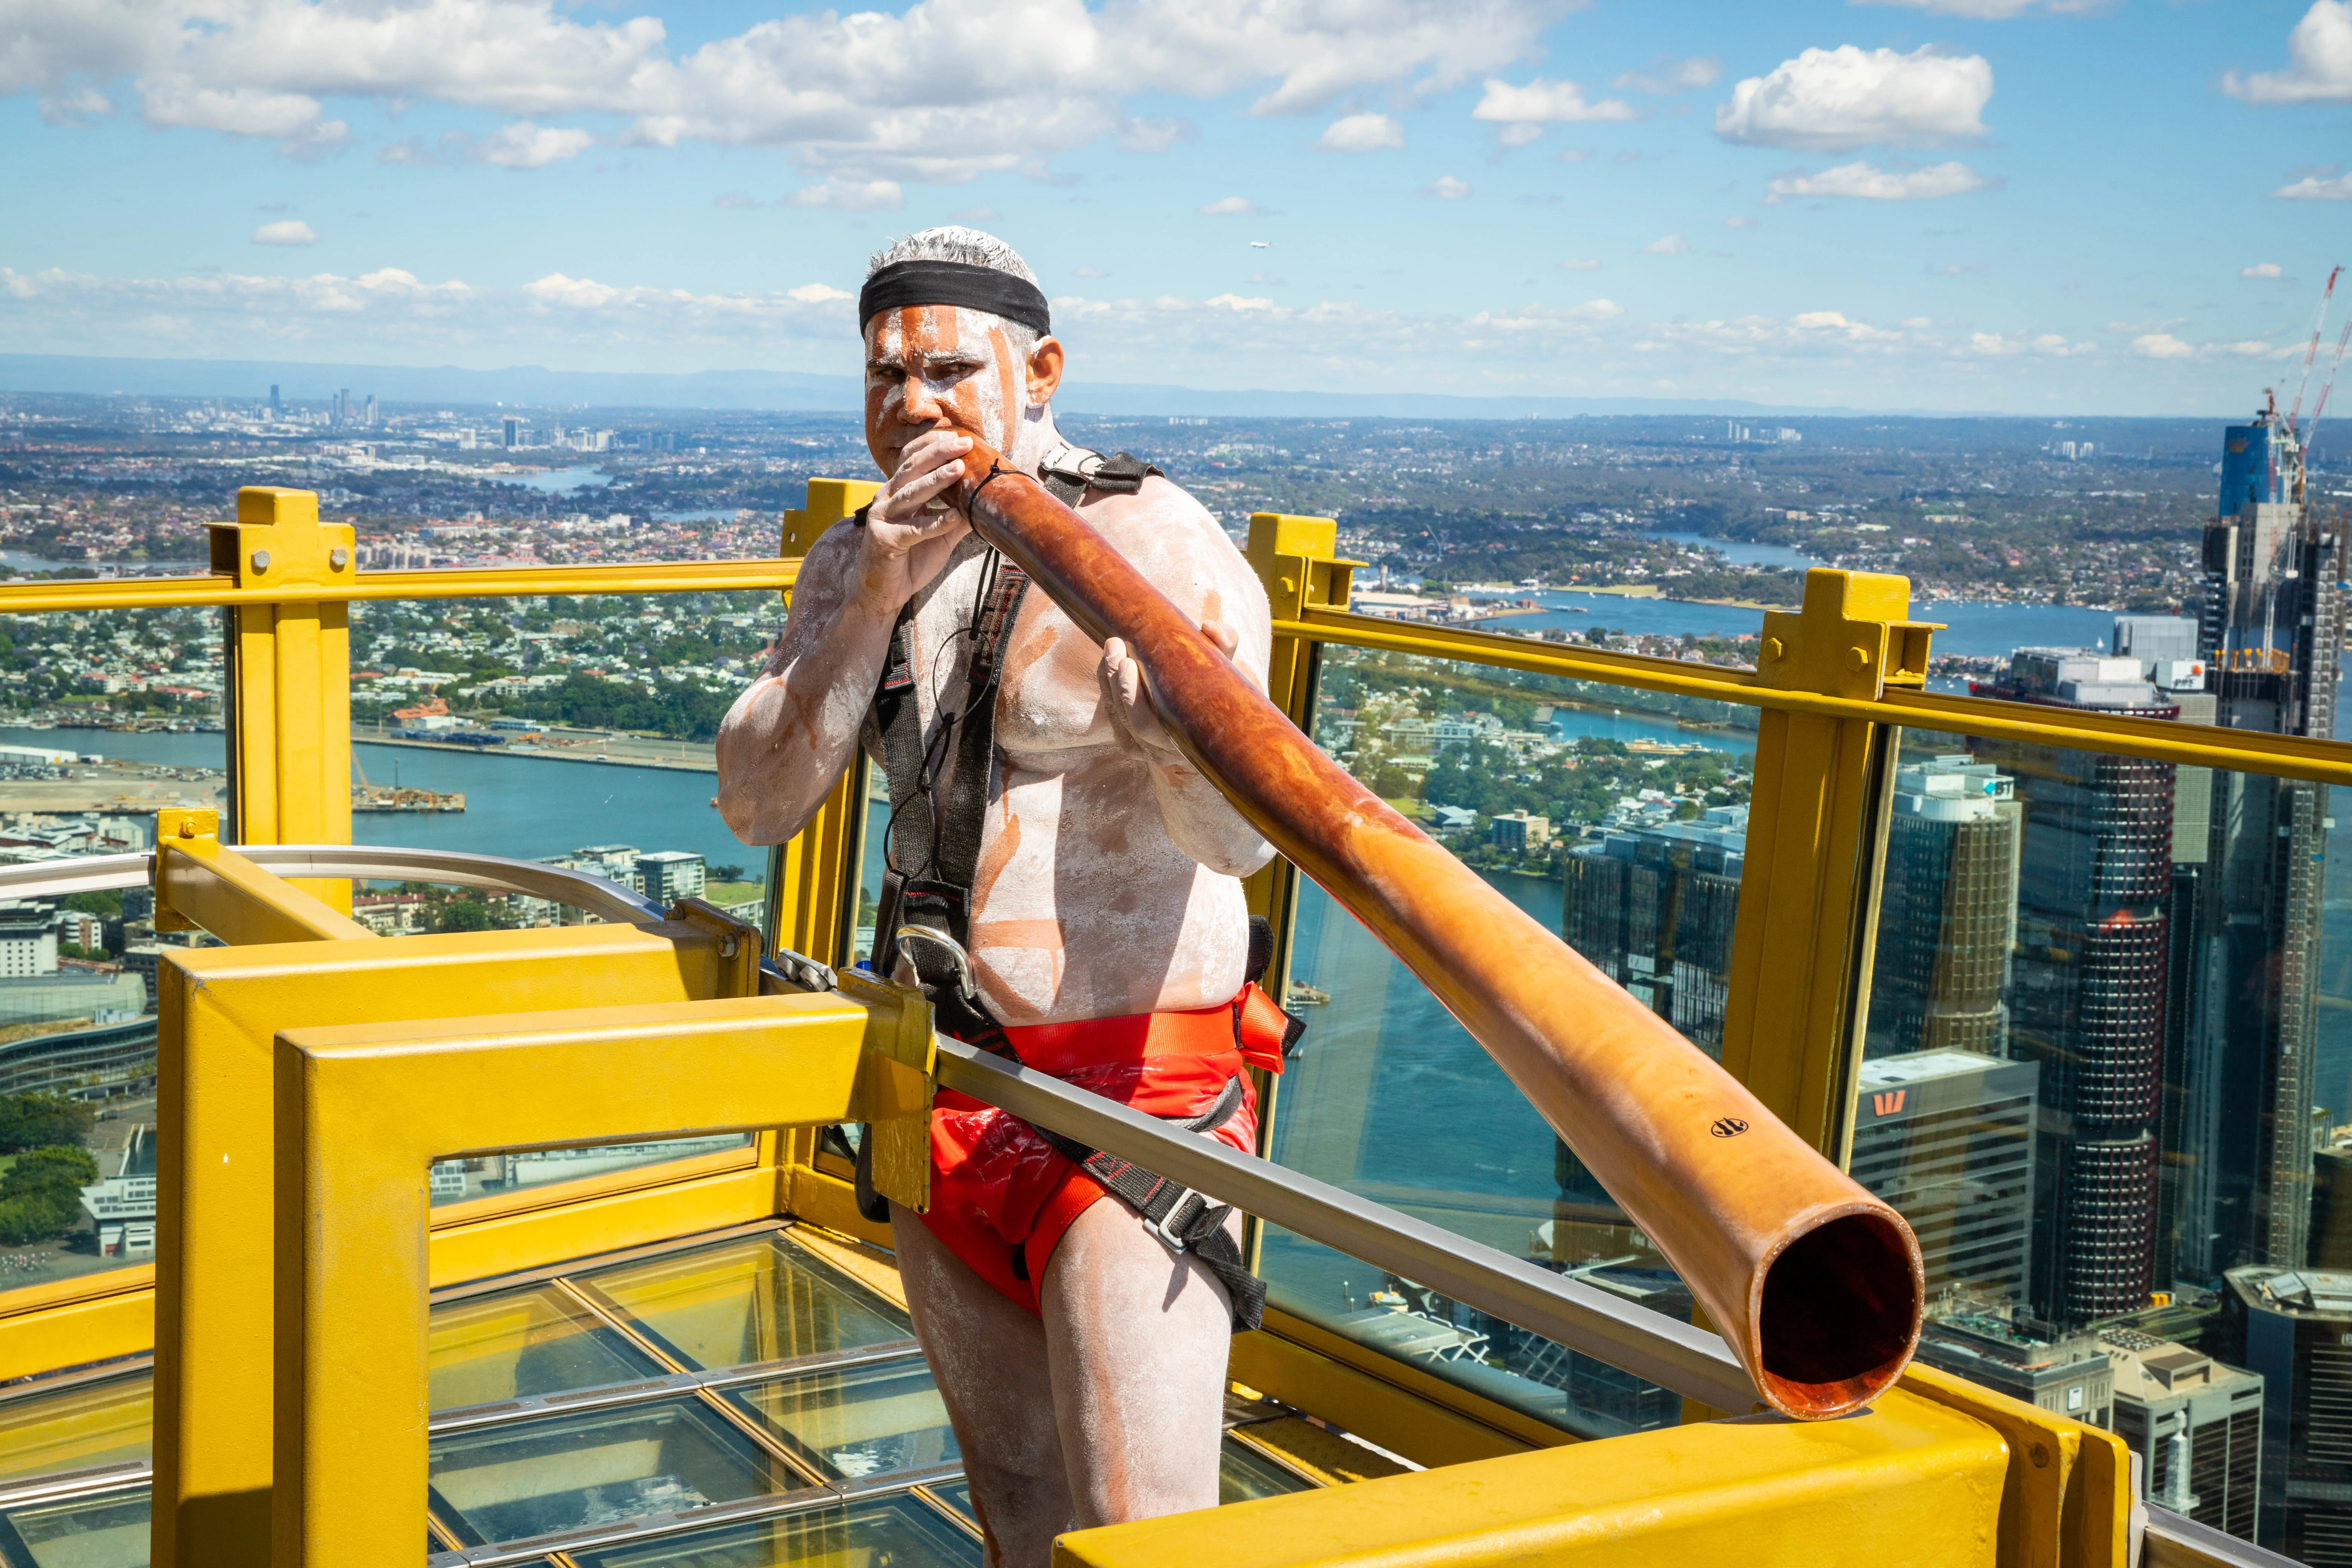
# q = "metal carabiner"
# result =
<box><xmin>893</xmin><ymin>925</ymin><xmax>980</xmax><ymax>1004</ymax></box>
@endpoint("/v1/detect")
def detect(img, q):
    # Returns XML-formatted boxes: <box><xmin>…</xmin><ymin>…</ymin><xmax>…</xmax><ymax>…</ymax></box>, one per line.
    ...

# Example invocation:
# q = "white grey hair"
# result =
<box><xmin>864</xmin><ymin>227</ymin><xmax>1044</xmax><ymax>356</ymax></box>
<box><xmin>865</xmin><ymin>226</ymin><xmax>1039</xmax><ymax>285</ymax></box>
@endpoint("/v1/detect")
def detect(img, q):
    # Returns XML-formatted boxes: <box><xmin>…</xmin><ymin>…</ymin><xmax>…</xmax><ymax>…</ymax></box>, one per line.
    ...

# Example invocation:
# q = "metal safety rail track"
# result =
<box><xmin>925</xmin><ymin>1038</ymin><xmax>1760</xmax><ymax>1415</ymax></box>
<box><xmin>0</xmin><ymin>846</ymin><xmax>661</xmax><ymax>926</ymax></box>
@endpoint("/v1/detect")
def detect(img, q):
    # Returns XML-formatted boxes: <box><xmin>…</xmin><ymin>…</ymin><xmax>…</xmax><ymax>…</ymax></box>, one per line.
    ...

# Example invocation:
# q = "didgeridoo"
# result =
<box><xmin>947</xmin><ymin>442</ymin><xmax>1923</xmax><ymax>1420</ymax></box>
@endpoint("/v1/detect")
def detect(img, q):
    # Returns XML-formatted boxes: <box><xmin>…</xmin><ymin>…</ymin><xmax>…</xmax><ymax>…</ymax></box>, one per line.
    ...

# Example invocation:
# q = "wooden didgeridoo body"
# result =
<box><xmin>948</xmin><ymin>444</ymin><xmax>1924</xmax><ymax>1419</ymax></box>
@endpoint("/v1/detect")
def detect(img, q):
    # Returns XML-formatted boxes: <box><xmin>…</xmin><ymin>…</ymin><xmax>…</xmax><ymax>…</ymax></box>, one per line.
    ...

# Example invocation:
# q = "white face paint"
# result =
<box><xmin>863</xmin><ymin>303</ymin><xmax>1060</xmax><ymax>478</ymax></box>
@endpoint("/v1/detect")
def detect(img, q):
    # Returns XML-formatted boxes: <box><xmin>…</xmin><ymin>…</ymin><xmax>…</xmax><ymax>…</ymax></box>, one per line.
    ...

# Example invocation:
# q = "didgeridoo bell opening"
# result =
<box><xmin>1752</xmin><ymin>1208</ymin><xmax>1922</xmax><ymax>1417</ymax></box>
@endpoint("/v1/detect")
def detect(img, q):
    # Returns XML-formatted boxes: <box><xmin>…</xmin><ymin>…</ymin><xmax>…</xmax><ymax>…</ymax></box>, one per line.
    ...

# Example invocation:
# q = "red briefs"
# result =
<box><xmin>916</xmin><ymin>986</ymin><xmax>1289</xmax><ymax>1315</ymax></box>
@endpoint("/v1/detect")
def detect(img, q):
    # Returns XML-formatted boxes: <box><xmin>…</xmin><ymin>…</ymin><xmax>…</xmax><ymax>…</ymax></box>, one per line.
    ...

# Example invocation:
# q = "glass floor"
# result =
<box><xmin>0</xmin><ymin>1220</ymin><xmax>1334</xmax><ymax>1566</ymax></box>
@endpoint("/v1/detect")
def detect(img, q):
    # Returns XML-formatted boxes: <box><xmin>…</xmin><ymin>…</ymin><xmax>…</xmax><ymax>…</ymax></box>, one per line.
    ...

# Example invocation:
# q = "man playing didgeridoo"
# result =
<box><xmin>716</xmin><ymin>227</ymin><xmax>1298</xmax><ymax>1565</ymax></box>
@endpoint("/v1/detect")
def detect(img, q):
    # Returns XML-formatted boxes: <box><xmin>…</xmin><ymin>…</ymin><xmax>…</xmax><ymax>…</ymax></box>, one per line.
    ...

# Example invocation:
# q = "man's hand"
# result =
<box><xmin>856</xmin><ymin>429</ymin><xmax>975</xmax><ymax>611</ymax></box>
<box><xmin>1099</xmin><ymin>618</ymin><xmax>1253</xmax><ymax>765</ymax></box>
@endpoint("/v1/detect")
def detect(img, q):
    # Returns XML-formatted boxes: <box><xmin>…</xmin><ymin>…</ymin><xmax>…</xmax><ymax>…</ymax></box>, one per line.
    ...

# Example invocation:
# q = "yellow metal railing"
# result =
<box><xmin>0</xmin><ymin>478</ymin><xmax>2305</xmax><ymax>1567</ymax></box>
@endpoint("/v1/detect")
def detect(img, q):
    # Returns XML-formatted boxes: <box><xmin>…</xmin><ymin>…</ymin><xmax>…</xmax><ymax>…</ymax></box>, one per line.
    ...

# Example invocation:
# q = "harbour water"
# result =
<box><xmin>1474</xmin><ymin>590</ymin><xmax>2116</xmax><ymax>655</ymax></box>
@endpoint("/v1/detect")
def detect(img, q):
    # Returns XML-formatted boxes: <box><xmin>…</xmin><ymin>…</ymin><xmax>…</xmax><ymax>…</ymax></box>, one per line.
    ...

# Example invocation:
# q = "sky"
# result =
<box><xmin>2</xmin><ymin>0</ymin><xmax>2350</xmax><ymax>415</ymax></box>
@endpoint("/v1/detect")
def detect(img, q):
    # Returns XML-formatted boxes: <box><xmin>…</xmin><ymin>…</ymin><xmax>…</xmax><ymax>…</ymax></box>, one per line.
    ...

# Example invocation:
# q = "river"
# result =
<box><xmin>1472</xmin><ymin>590</ymin><xmax>2117</xmax><ymax>655</ymax></box>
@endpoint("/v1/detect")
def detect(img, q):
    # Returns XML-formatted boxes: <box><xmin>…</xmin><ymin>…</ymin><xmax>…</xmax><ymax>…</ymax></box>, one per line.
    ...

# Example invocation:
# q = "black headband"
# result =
<box><xmin>858</xmin><ymin>259</ymin><xmax>1051</xmax><ymax>337</ymax></box>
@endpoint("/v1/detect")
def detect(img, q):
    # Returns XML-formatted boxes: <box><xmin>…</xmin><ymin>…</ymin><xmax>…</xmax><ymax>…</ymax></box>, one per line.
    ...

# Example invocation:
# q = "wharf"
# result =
<box><xmin>352</xmin><ymin>727</ymin><xmax>718</xmax><ymax>775</ymax></box>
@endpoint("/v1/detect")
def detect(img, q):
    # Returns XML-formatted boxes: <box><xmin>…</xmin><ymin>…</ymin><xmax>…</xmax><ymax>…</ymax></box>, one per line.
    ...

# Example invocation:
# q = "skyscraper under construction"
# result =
<box><xmin>2170</xmin><ymin>401</ymin><xmax>2347</xmax><ymax>1282</ymax></box>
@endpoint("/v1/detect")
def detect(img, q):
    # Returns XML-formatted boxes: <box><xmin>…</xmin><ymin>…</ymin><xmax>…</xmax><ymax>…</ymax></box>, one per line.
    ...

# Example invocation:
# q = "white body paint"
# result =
<box><xmin>714</xmin><ymin>293</ymin><xmax>1276</xmax><ymax>1565</ymax></box>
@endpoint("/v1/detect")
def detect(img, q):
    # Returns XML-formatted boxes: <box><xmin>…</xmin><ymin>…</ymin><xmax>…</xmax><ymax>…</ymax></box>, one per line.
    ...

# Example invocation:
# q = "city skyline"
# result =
<box><xmin>0</xmin><ymin>2</ymin><xmax>2349</xmax><ymax>413</ymax></box>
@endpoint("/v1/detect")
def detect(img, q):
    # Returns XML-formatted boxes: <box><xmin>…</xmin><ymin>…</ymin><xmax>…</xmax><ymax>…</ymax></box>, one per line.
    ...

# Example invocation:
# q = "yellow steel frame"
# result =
<box><xmin>270</xmin><ymin>989</ymin><xmax>921</xmax><ymax>1565</ymax></box>
<box><xmin>149</xmin><ymin>827</ymin><xmax>766</xmax><ymax>1568</ymax></box>
<box><xmin>0</xmin><ymin>479</ymin><xmax>2260</xmax><ymax>1568</ymax></box>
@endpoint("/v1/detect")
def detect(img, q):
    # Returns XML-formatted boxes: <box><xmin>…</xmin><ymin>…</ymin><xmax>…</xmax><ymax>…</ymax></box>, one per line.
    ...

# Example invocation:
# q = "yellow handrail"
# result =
<box><xmin>0</xmin><ymin>557</ymin><xmax>800</xmax><ymax>614</ymax></box>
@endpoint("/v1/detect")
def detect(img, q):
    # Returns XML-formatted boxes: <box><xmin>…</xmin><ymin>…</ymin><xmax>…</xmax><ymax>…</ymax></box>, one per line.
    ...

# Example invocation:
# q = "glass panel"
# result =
<box><xmin>722</xmin><ymin>1358</ymin><xmax>955</xmax><ymax>1482</ymax></box>
<box><xmin>0</xmin><ymin>607</ymin><xmax>225</xmax><ymax>1298</ymax></box>
<box><xmin>920</xmin><ymin>1479</ymin><xmax>973</xmax><ymax>1525</ymax></box>
<box><xmin>0</xmin><ymin>1485</ymin><xmax>150</xmax><ymax>1568</ymax></box>
<box><xmin>426</xmin><ymin>1137</ymin><xmax>751</xmax><ymax>1208</ymax></box>
<box><xmin>567</xmin><ymin>1493</ymin><xmax>981</xmax><ymax>1568</ymax></box>
<box><xmin>0</xmin><ymin>1372</ymin><xmax>151</xmax><ymax>1480</ymax></box>
<box><xmin>575</xmin><ymin>1233</ymin><xmax>913</xmax><ymax>1371</ymax></box>
<box><xmin>428</xmin><ymin>1395</ymin><xmax>804</xmax><ymax>1547</ymax></box>
<box><xmin>1217</xmin><ymin>1438</ymin><xmax>1316</xmax><ymax>1503</ymax></box>
<box><xmin>343</xmin><ymin>591</ymin><xmax>781</xmax><ymax>939</ymax></box>
<box><xmin>849</xmin><ymin>760</ymin><xmax>888</xmax><ymax>973</ymax></box>
<box><xmin>1857</xmin><ymin>706</ymin><xmax>2352</xmax><ymax>1554</ymax></box>
<box><xmin>1264</xmin><ymin>645</ymin><xmax>1754</xmax><ymax>1439</ymax></box>
<box><xmin>429</xmin><ymin>1283</ymin><xmax>666</xmax><ymax>1411</ymax></box>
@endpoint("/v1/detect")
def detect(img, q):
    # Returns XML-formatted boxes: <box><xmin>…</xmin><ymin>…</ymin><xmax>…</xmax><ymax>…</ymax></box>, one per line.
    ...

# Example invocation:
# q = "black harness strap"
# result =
<box><xmin>1035</xmin><ymin>1074</ymin><xmax>1265</xmax><ymax>1332</ymax></box>
<box><xmin>851</xmin><ymin>446</ymin><xmax>1269</xmax><ymax>1332</ymax></box>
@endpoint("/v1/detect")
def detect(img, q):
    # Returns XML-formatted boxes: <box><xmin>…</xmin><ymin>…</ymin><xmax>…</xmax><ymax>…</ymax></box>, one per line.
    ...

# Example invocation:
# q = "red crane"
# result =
<box><xmin>2289</xmin><ymin>263</ymin><xmax>2343</xmax><ymax>436</ymax></box>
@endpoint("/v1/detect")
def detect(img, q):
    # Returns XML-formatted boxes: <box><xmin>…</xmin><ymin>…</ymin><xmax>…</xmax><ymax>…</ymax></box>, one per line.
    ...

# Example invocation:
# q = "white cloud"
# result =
<box><xmin>251</xmin><ymin>219</ymin><xmax>318</xmax><ymax>245</ymax></box>
<box><xmin>1765</xmin><ymin>160</ymin><xmax>1997</xmax><ymax>202</ymax></box>
<box><xmin>1559</xmin><ymin>256</ymin><xmax>1601</xmax><ymax>270</ymax></box>
<box><xmin>1614</xmin><ymin>55</ymin><xmax>1720</xmax><ymax>94</ymax></box>
<box><xmin>715</xmin><ymin>191</ymin><xmax>761</xmax><ymax>210</ymax></box>
<box><xmin>1317</xmin><ymin>112</ymin><xmax>1404</xmax><ymax>152</ymax></box>
<box><xmin>2134</xmin><ymin>333</ymin><xmax>2195</xmax><ymax>359</ymax></box>
<box><xmin>1724</xmin><ymin>215</ymin><xmax>1757</xmax><ymax>228</ymax></box>
<box><xmin>1715</xmin><ymin>46</ymin><xmax>1993</xmax><ymax>152</ymax></box>
<box><xmin>475</xmin><ymin>121</ymin><xmax>594</xmax><ymax>168</ymax></box>
<box><xmin>1198</xmin><ymin>195</ymin><xmax>1272</xmax><ymax>216</ymax></box>
<box><xmin>1853</xmin><ymin>0</ymin><xmax>2084</xmax><ymax>14</ymax></box>
<box><xmin>1074</xmin><ymin>267</ymin><xmax>1109</xmax><ymax>278</ymax></box>
<box><xmin>950</xmin><ymin>205</ymin><xmax>1000</xmax><ymax>222</ymax></box>
<box><xmin>0</xmin><ymin>0</ymin><xmax>1570</xmax><ymax>183</ymax></box>
<box><xmin>1642</xmin><ymin>233</ymin><xmax>1688</xmax><ymax>254</ymax></box>
<box><xmin>1570</xmin><ymin>298</ymin><xmax>1623</xmax><ymax>319</ymax></box>
<box><xmin>1471</xmin><ymin>78</ymin><xmax>1637</xmax><ymax>123</ymax></box>
<box><xmin>1117</xmin><ymin>116</ymin><xmax>1197</xmax><ymax>153</ymax></box>
<box><xmin>786</xmin><ymin>179</ymin><xmax>905</xmax><ymax>212</ymax></box>
<box><xmin>1422</xmin><ymin>175</ymin><xmax>1472</xmax><ymax>198</ymax></box>
<box><xmin>2226</xmin><ymin>2</ymin><xmax>2352</xmax><ymax>104</ymax></box>
<box><xmin>1902</xmin><ymin>315</ymin><xmax>1936</xmax><ymax>329</ymax></box>
<box><xmin>2244</xmin><ymin>262</ymin><xmax>2285</xmax><ymax>278</ymax></box>
<box><xmin>1496</xmin><ymin>121</ymin><xmax>1542</xmax><ymax>146</ymax></box>
<box><xmin>787</xmin><ymin>283</ymin><xmax>852</xmax><ymax>302</ymax></box>
<box><xmin>2273</xmin><ymin>172</ymin><xmax>2352</xmax><ymax>199</ymax></box>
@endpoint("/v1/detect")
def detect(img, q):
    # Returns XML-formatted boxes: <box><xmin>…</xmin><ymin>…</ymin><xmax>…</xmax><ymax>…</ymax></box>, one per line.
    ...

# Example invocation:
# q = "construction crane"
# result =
<box><xmin>2306</xmin><ymin>317</ymin><xmax>2352</xmax><ymax>487</ymax></box>
<box><xmin>2289</xmin><ymin>263</ymin><xmax>2343</xmax><ymax>436</ymax></box>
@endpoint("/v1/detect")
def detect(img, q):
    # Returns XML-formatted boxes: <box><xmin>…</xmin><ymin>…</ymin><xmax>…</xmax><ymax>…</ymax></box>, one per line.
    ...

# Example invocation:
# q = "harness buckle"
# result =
<box><xmin>1147</xmin><ymin>1188</ymin><xmax>1227</xmax><ymax>1254</ymax></box>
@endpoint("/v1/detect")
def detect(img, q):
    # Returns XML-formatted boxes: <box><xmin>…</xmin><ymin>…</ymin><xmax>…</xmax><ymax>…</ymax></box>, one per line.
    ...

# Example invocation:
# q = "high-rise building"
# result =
<box><xmin>1851</xmin><ymin>1049</ymin><xmax>2038</xmax><ymax>1303</ymax></box>
<box><xmin>268</xmin><ymin>383</ymin><xmax>280</xmax><ymax>414</ymax></box>
<box><xmin>1562</xmin><ymin>807</ymin><xmax>1745</xmax><ymax>1057</ymax></box>
<box><xmin>2102</xmin><ymin>1324</ymin><xmax>2263</xmax><ymax>1538</ymax></box>
<box><xmin>362</xmin><ymin>393</ymin><xmax>378</xmax><ymax>427</ymax></box>
<box><xmin>2170</xmin><ymin>402</ymin><xmax>2348</xmax><ymax>1283</ymax></box>
<box><xmin>635</xmin><ymin>851</ymin><xmax>707</xmax><ymax>908</ymax></box>
<box><xmin>2216</xmin><ymin>1267</ymin><xmax>2352</xmax><ymax>1559</ymax></box>
<box><xmin>1972</xmin><ymin>649</ymin><xmax>2180</xmax><ymax>1326</ymax></box>
<box><xmin>1865</xmin><ymin>755</ymin><xmax>2020</xmax><ymax>1059</ymax></box>
<box><xmin>502</xmin><ymin>416</ymin><xmax>524</xmax><ymax>449</ymax></box>
<box><xmin>1912</xmin><ymin>1294</ymin><xmax>2114</xmax><ymax>1425</ymax></box>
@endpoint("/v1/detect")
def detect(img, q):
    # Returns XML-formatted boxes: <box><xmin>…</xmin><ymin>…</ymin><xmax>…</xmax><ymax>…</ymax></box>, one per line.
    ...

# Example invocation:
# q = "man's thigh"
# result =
<box><xmin>1038</xmin><ymin>1196</ymin><xmax>1234</xmax><ymax>1529</ymax></box>
<box><xmin>889</xmin><ymin>1205</ymin><xmax>1071</xmax><ymax>1560</ymax></box>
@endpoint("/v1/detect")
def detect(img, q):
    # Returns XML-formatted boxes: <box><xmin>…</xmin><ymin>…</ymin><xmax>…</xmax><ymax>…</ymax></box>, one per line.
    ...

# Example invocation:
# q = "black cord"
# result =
<box><xmin>967</xmin><ymin>458</ymin><xmax>1023</xmax><ymax>511</ymax></box>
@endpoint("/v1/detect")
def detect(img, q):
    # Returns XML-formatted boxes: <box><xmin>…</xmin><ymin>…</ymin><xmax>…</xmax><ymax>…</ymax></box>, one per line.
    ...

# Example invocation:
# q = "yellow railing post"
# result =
<box><xmin>1240</xmin><ymin>512</ymin><xmax>1356</xmax><ymax>991</ymax></box>
<box><xmin>1718</xmin><ymin>568</ymin><xmax>1939</xmax><ymax>1161</ymax></box>
<box><xmin>767</xmin><ymin>478</ymin><xmax>882</xmax><ymax>969</ymax></box>
<box><xmin>1240</xmin><ymin>514</ymin><xmax>1357</xmax><ymax>1198</ymax></box>
<box><xmin>153</xmin><ymin>917</ymin><xmax>756</xmax><ymax>1568</ymax></box>
<box><xmin>211</xmin><ymin>487</ymin><xmax>357</xmax><ymax>911</ymax></box>
<box><xmin>268</xmin><ymin>991</ymin><xmax>912</xmax><ymax>1565</ymax></box>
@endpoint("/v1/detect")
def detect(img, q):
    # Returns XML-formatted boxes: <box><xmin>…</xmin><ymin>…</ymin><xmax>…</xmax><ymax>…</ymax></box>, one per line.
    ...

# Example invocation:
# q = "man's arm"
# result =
<box><xmin>1093</xmin><ymin>487</ymin><xmax>1277</xmax><ymax>878</ymax></box>
<box><xmin>715</xmin><ymin>430</ymin><xmax>974</xmax><ymax>845</ymax></box>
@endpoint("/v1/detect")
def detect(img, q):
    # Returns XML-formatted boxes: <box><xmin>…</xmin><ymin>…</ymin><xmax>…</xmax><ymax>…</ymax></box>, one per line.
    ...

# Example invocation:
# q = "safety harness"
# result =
<box><xmin>850</xmin><ymin>442</ymin><xmax>1303</xmax><ymax>1331</ymax></box>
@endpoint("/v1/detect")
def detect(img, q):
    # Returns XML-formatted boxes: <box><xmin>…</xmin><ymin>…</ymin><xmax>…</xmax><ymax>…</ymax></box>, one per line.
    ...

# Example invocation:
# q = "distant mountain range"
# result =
<box><xmin>0</xmin><ymin>352</ymin><xmax>1974</xmax><ymax>420</ymax></box>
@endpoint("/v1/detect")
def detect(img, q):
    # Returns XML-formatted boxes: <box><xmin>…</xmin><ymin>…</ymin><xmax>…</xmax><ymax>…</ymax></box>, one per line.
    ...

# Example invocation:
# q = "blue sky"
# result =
<box><xmin>3</xmin><ymin>0</ymin><xmax>2350</xmax><ymax>413</ymax></box>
